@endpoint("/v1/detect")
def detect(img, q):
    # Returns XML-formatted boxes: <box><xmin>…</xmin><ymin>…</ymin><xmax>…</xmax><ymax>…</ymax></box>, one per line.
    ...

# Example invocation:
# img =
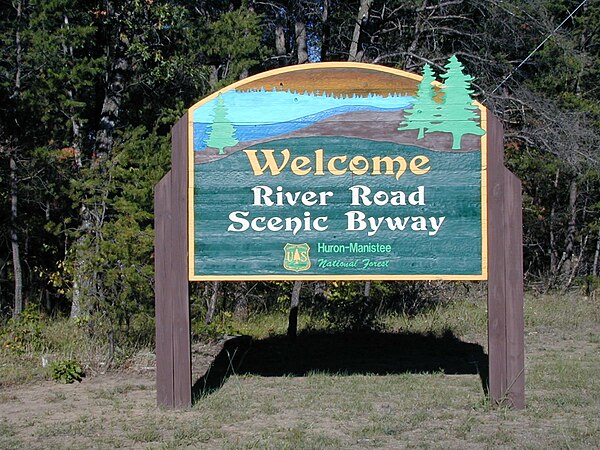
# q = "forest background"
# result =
<box><xmin>0</xmin><ymin>0</ymin><xmax>598</xmax><ymax>364</ymax></box>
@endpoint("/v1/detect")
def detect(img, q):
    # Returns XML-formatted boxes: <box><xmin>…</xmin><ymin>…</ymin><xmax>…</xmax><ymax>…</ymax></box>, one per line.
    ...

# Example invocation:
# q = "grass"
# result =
<box><xmin>0</xmin><ymin>313</ymin><xmax>154</xmax><ymax>387</ymax></box>
<box><xmin>0</xmin><ymin>291</ymin><xmax>598</xmax><ymax>448</ymax></box>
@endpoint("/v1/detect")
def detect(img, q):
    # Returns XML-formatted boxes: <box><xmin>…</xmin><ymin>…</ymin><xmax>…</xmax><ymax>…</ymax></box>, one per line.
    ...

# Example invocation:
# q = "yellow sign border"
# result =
<box><xmin>187</xmin><ymin>62</ymin><xmax>488</xmax><ymax>281</ymax></box>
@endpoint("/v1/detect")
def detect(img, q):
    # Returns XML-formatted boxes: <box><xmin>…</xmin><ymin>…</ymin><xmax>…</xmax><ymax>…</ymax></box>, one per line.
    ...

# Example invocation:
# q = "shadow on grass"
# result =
<box><xmin>192</xmin><ymin>330</ymin><xmax>488</xmax><ymax>403</ymax></box>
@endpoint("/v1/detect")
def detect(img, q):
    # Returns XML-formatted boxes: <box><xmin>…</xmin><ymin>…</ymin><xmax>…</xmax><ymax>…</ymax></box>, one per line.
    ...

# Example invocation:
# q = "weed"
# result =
<box><xmin>0</xmin><ymin>393</ymin><xmax>18</xmax><ymax>403</ymax></box>
<box><xmin>48</xmin><ymin>359</ymin><xmax>85</xmax><ymax>383</ymax></box>
<box><xmin>128</xmin><ymin>426</ymin><xmax>161</xmax><ymax>443</ymax></box>
<box><xmin>45</xmin><ymin>391</ymin><xmax>67</xmax><ymax>402</ymax></box>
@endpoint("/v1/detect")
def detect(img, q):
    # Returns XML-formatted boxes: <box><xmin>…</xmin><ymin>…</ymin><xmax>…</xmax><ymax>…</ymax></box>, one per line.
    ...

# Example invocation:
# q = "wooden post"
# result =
<box><xmin>487</xmin><ymin>113</ymin><xmax>525</xmax><ymax>409</ymax></box>
<box><xmin>154</xmin><ymin>114</ymin><xmax>192</xmax><ymax>408</ymax></box>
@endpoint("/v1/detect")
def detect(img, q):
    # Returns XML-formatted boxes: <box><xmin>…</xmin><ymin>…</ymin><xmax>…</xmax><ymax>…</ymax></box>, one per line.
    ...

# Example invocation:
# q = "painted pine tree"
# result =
<box><xmin>206</xmin><ymin>94</ymin><xmax>239</xmax><ymax>154</ymax></box>
<box><xmin>398</xmin><ymin>63</ymin><xmax>437</xmax><ymax>139</ymax></box>
<box><xmin>428</xmin><ymin>55</ymin><xmax>484</xmax><ymax>149</ymax></box>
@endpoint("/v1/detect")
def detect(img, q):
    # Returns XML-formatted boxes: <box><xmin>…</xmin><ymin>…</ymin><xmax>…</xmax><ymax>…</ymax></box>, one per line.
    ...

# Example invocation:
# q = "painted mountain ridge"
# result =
<box><xmin>195</xmin><ymin>109</ymin><xmax>482</xmax><ymax>164</ymax></box>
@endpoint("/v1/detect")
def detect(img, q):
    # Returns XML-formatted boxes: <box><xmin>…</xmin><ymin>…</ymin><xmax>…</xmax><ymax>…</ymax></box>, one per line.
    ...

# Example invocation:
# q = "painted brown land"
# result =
<box><xmin>196</xmin><ymin>109</ymin><xmax>483</xmax><ymax>164</ymax></box>
<box><xmin>237</xmin><ymin>67</ymin><xmax>420</xmax><ymax>97</ymax></box>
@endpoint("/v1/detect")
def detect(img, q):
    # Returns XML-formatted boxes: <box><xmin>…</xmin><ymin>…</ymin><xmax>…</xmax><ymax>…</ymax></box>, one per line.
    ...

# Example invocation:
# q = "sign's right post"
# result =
<box><xmin>486</xmin><ymin>111</ymin><xmax>525</xmax><ymax>409</ymax></box>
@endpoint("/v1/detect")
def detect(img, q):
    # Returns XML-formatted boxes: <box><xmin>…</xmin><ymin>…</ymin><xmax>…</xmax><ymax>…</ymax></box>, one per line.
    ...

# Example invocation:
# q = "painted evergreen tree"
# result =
<box><xmin>398</xmin><ymin>63</ymin><xmax>437</xmax><ymax>139</ymax></box>
<box><xmin>206</xmin><ymin>94</ymin><xmax>239</xmax><ymax>154</ymax></box>
<box><xmin>428</xmin><ymin>55</ymin><xmax>484</xmax><ymax>149</ymax></box>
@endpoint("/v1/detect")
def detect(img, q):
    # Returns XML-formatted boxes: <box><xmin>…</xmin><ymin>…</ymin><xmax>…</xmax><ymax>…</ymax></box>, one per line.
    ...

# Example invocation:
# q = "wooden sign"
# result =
<box><xmin>155</xmin><ymin>60</ymin><xmax>524</xmax><ymax>411</ymax></box>
<box><xmin>188</xmin><ymin>58</ymin><xmax>488</xmax><ymax>280</ymax></box>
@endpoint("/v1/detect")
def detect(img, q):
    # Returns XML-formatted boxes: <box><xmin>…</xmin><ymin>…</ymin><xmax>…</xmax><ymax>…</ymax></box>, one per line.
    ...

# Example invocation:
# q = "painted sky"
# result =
<box><xmin>193</xmin><ymin>89</ymin><xmax>413</xmax><ymax>124</ymax></box>
<box><xmin>193</xmin><ymin>89</ymin><xmax>414</xmax><ymax>151</ymax></box>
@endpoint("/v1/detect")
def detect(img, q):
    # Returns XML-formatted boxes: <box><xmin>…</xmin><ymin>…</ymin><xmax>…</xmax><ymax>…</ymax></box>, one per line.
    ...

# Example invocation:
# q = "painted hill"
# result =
<box><xmin>195</xmin><ymin>110</ymin><xmax>483</xmax><ymax>164</ymax></box>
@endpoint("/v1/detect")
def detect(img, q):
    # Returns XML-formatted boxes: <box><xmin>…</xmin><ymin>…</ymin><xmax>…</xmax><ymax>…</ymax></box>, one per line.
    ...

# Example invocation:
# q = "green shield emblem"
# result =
<box><xmin>283</xmin><ymin>243</ymin><xmax>311</xmax><ymax>272</ymax></box>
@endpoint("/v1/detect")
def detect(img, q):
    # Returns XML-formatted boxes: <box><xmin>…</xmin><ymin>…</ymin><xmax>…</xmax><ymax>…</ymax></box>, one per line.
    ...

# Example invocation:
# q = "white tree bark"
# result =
<box><xmin>348</xmin><ymin>0</ymin><xmax>373</xmax><ymax>62</ymax></box>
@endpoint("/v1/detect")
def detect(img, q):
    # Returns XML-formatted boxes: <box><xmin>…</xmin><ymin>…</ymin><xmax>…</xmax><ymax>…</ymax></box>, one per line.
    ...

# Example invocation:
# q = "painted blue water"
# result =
<box><xmin>194</xmin><ymin>105</ymin><xmax>408</xmax><ymax>150</ymax></box>
<box><xmin>194</xmin><ymin>89</ymin><xmax>413</xmax><ymax>124</ymax></box>
<box><xmin>192</xmin><ymin>89</ymin><xmax>413</xmax><ymax>151</ymax></box>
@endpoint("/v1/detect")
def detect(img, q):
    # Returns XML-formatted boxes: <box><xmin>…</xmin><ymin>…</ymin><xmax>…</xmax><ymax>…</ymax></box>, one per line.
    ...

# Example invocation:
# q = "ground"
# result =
<box><xmin>0</xmin><ymin>293</ymin><xmax>598</xmax><ymax>449</ymax></box>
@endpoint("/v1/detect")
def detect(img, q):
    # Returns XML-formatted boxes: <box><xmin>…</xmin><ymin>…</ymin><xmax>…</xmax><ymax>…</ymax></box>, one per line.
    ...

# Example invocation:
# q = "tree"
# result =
<box><xmin>206</xmin><ymin>94</ymin><xmax>239</xmax><ymax>154</ymax></box>
<box><xmin>348</xmin><ymin>0</ymin><xmax>373</xmax><ymax>62</ymax></box>
<box><xmin>203</xmin><ymin>6</ymin><xmax>263</xmax><ymax>86</ymax></box>
<box><xmin>0</xmin><ymin>0</ymin><xmax>597</xmax><ymax>338</ymax></box>
<box><xmin>428</xmin><ymin>55</ymin><xmax>484</xmax><ymax>150</ymax></box>
<box><xmin>398</xmin><ymin>63</ymin><xmax>438</xmax><ymax>139</ymax></box>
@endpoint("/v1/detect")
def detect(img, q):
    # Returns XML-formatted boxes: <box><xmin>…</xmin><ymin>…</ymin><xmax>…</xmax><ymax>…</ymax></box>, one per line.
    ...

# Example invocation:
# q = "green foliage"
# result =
<box><xmin>310</xmin><ymin>282</ymin><xmax>381</xmax><ymax>331</ymax></box>
<box><xmin>48</xmin><ymin>359</ymin><xmax>84</xmax><ymax>384</ymax></box>
<box><xmin>66</xmin><ymin>125</ymin><xmax>170</xmax><ymax>347</ymax></box>
<box><xmin>203</xmin><ymin>6</ymin><xmax>265</xmax><ymax>87</ymax></box>
<box><xmin>0</xmin><ymin>0</ymin><xmax>599</xmax><ymax>361</ymax></box>
<box><xmin>192</xmin><ymin>313</ymin><xmax>240</xmax><ymax>342</ymax></box>
<box><xmin>0</xmin><ymin>306</ymin><xmax>45</xmax><ymax>354</ymax></box>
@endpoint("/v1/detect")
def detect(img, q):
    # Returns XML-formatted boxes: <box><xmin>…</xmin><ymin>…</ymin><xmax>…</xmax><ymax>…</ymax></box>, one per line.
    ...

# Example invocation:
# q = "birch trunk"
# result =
<box><xmin>10</xmin><ymin>0</ymin><xmax>23</xmax><ymax>318</ymax></box>
<box><xmin>295</xmin><ymin>20</ymin><xmax>308</xmax><ymax>63</ymax></box>
<box><xmin>10</xmin><ymin>153</ymin><xmax>23</xmax><ymax>318</ymax></box>
<box><xmin>206</xmin><ymin>281</ymin><xmax>220</xmax><ymax>325</ymax></box>
<box><xmin>348</xmin><ymin>0</ymin><xmax>373</xmax><ymax>62</ymax></box>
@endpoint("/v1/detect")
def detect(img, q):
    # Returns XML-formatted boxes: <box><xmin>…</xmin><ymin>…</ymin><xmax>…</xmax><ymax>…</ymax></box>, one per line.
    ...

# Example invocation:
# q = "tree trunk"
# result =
<box><xmin>287</xmin><ymin>281</ymin><xmax>302</xmax><ymax>340</ymax></box>
<box><xmin>295</xmin><ymin>20</ymin><xmax>308</xmax><ymax>63</ymax></box>
<box><xmin>62</xmin><ymin>13</ymin><xmax>83</xmax><ymax>169</ymax></box>
<box><xmin>233</xmin><ymin>281</ymin><xmax>249</xmax><ymax>320</ymax></box>
<box><xmin>320</xmin><ymin>0</ymin><xmax>330</xmax><ymax>61</ymax></box>
<box><xmin>10</xmin><ymin>153</ymin><xmax>23</xmax><ymax>318</ymax></box>
<box><xmin>206</xmin><ymin>281</ymin><xmax>220</xmax><ymax>325</ymax></box>
<box><xmin>95</xmin><ymin>53</ymin><xmax>128</xmax><ymax>164</ymax></box>
<box><xmin>549</xmin><ymin>168</ymin><xmax>560</xmax><ymax>278</ymax></box>
<box><xmin>557</xmin><ymin>178</ymin><xmax>578</xmax><ymax>282</ymax></box>
<box><xmin>72</xmin><ymin>7</ymin><xmax>128</xmax><ymax>317</ymax></box>
<box><xmin>567</xmin><ymin>233</ymin><xmax>587</xmax><ymax>288</ymax></box>
<box><xmin>564</xmin><ymin>178</ymin><xmax>578</xmax><ymax>258</ymax></box>
<box><xmin>348</xmin><ymin>0</ymin><xmax>373</xmax><ymax>62</ymax></box>
<box><xmin>10</xmin><ymin>0</ymin><xmax>22</xmax><ymax>99</ymax></box>
<box><xmin>593</xmin><ymin>225</ymin><xmax>600</xmax><ymax>278</ymax></box>
<box><xmin>9</xmin><ymin>2</ymin><xmax>23</xmax><ymax>318</ymax></box>
<box><xmin>275</xmin><ymin>24</ymin><xmax>286</xmax><ymax>56</ymax></box>
<box><xmin>314</xmin><ymin>280</ymin><xmax>327</xmax><ymax>301</ymax></box>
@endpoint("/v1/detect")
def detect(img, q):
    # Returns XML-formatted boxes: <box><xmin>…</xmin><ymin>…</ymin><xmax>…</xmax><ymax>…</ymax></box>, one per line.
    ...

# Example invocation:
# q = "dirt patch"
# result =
<box><xmin>1</xmin><ymin>301</ymin><xmax>598</xmax><ymax>449</ymax></box>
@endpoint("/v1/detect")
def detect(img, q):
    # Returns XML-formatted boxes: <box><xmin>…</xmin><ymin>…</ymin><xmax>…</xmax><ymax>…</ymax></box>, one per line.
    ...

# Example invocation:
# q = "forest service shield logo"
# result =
<box><xmin>283</xmin><ymin>243</ymin><xmax>311</xmax><ymax>272</ymax></box>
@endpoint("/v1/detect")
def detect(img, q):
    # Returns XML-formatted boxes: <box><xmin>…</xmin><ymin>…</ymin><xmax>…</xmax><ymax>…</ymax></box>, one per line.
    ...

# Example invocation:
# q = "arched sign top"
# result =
<box><xmin>188</xmin><ymin>62</ymin><xmax>424</xmax><ymax>114</ymax></box>
<box><xmin>187</xmin><ymin>59</ymin><xmax>488</xmax><ymax>281</ymax></box>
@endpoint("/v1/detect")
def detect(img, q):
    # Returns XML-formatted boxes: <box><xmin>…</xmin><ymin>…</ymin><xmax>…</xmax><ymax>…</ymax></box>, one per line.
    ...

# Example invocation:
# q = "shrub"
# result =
<box><xmin>48</xmin><ymin>359</ymin><xmax>85</xmax><ymax>383</ymax></box>
<box><xmin>0</xmin><ymin>306</ymin><xmax>45</xmax><ymax>354</ymax></box>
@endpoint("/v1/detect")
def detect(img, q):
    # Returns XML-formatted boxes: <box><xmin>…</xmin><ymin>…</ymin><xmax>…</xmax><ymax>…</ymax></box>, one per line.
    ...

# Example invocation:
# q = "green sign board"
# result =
<box><xmin>188</xmin><ymin>59</ymin><xmax>488</xmax><ymax>280</ymax></box>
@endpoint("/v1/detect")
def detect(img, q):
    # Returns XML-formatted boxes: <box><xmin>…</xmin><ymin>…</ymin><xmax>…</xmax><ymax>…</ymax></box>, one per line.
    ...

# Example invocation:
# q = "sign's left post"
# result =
<box><xmin>154</xmin><ymin>114</ymin><xmax>192</xmax><ymax>408</ymax></box>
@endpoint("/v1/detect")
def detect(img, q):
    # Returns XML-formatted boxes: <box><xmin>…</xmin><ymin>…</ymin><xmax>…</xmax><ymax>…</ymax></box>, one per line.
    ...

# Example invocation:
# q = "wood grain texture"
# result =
<box><xmin>487</xmin><ymin>113</ymin><xmax>508</xmax><ymax>403</ymax></box>
<box><xmin>171</xmin><ymin>113</ymin><xmax>192</xmax><ymax>408</ymax></box>
<box><xmin>189</xmin><ymin>63</ymin><xmax>488</xmax><ymax>282</ymax></box>
<box><xmin>154</xmin><ymin>114</ymin><xmax>192</xmax><ymax>409</ymax></box>
<box><xmin>222</xmin><ymin>66</ymin><xmax>420</xmax><ymax>97</ymax></box>
<box><xmin>504</xmin><ymin>169</ymin><xmax>525</xmax><ymax>409</ymax></box>
<box><xmin>486</xmin><ymin>113</ymin><xmax>525</xmax><ymax>409</ymax></box>
<box><xmin>155</xmin><ymin>171</ymin><xmax>174</xmax><ymax>407</ymax></box>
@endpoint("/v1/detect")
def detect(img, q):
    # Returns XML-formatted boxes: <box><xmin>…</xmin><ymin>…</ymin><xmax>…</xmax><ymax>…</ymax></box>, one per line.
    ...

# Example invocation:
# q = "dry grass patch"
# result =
<box><xmin>0</xmin><ymin>292</ymin><xmax>598</xmax><ymax>448</ymax></box>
